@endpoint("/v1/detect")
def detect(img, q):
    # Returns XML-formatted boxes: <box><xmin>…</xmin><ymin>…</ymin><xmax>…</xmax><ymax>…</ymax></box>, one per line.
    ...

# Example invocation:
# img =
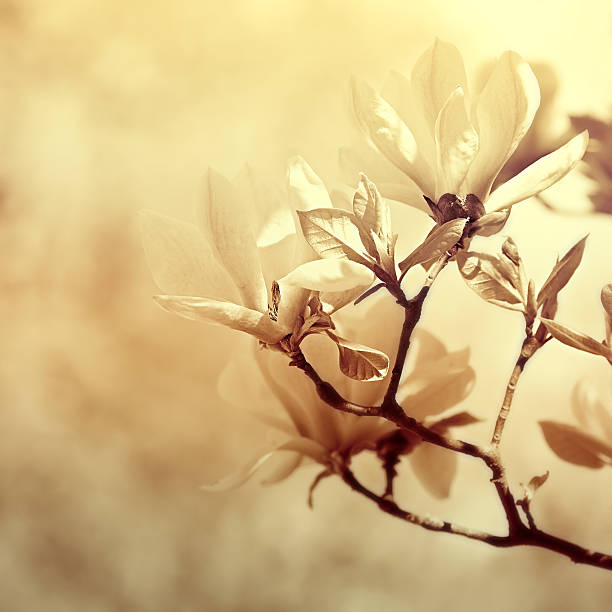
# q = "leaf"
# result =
<box><xmin>537</xmin><ymin>235</ymin><xmax>588</xmax><ymax>317</ymax></box>
<box><xmin>327</xmin><ymin>331</ymin><xmax>389</xmax><ymax>381</ymax></box>
<box><xmin>297</xmin><ymin>208</ymin><xmax>372</xmax><ymax>265</ymax></box>
<box><xmin>353</xmin><ymin>173</ymin><xmax>392</xmax><ymax>248</ymax></box>
<box><xmin>153</xmin><ymin>295</ymin><xmax>287</xmax><ymax>344</ymax></box>
<box><xmin>456</xmin><ymin>250</ymin><xmax>525</xmax><ymax>311</ymax></box>
<box><xmin>278</xmin><ymin>259</ymin><xmax>374</xmax><ymax>292</ymax></box>
<box><xmin>526</xmin><ymin>470</ymin><xmax>549</xmax><ymax>496</ymax></box>
<box><xmin>468</xmin><ymin>208</ymin><xmax>511</xmax><ymax>237</ymax></box>
<box><xmin>540</xmin><ymin>318</ymin><xmax>612</xmax><ymax>360</ymax></box>
<box><xmin>539</xmin><ymin>421</ymin><xmax>612</xmax><ymax>468</ymax></box>
<box><xmin>398</xmin><ymin>218</ymin><xmax>467</xmax><ymax>273</ymax></box>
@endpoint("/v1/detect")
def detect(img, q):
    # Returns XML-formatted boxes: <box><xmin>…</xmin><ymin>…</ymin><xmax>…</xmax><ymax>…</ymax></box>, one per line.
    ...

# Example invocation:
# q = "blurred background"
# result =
<box><xmin>3</xmin><ymin>0</ymin><xmax>612</xmax><ymax>610</ymax></box>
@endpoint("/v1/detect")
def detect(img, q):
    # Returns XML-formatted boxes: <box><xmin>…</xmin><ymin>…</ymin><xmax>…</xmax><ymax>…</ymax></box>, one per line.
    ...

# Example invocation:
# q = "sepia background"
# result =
<box><xmin>3</xmin><ymin>0</ymin><xmax>612</xmax><ymax>610</ymax></box>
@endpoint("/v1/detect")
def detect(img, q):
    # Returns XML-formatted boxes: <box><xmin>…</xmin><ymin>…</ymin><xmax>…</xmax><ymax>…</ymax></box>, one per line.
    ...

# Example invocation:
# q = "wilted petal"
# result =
<box><xmin>411</xmin><ymin>39</ymin><xmax>469</xmax><ymax>135</ymax></box>
<box><xmin>485</xmin><ymin>131</ymin><xmax>589</xmax><ymax>211</ymax></box>
<box><xmin>139</xmin><ymin>210</ymin><xmax>237</xmax><ymax>301</ymax></box>
<box><xmin>409</xmin><ymin>442</ymin><xmax>457</xmax><ymax>498</ymax></box>
<box><xmin>434</xmin><ymin>87</ymin><xmax>478</xmax><ymax>199</ymax></box>
<box><xmin>154</xmin><ymin>295</ymin><xmax>287</xmax><ymax>344</ymax></box>
<box><xmin>351</xmin><ymin>77</ymin><xmax>434</xmax><ymax>196</ymax></box>
<box><xmin>279</xmin><ymin>259</ymin><xmax>374</xmax><ymax>292</ymax></box>
<box><xmin>204</xmin><ymin>169</ymin><xmax>268</xmax><ymax>312</ymax></box>
<box><xmin>467</xmin><ymin>51</ymin><xmax>540</xmax><ymax>201</ymax></box>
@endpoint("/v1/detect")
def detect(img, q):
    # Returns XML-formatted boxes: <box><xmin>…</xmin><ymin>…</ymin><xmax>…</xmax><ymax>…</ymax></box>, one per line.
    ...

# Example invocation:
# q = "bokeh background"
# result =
<box><xmin>3</xmin><ymin>1</ymin><xmax>612</xmax><ymax>610</ymax></box>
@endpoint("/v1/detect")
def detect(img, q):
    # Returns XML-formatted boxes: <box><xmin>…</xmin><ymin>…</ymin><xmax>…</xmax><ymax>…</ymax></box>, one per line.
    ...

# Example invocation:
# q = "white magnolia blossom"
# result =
<box><xmin>346</xmin><ymin>39</ymin><xmax>588</xmax><ymax>216</ymax></box>
<box><xmin>540</xmin><ymin>377</ymin><xmax>612</xmax><ymax>469</ymax></box>
<box><xmin>209</xmin><ymin>324</ymin><xmax>475</xmax><ymax>499</ymax></box>
<box><xmin>140</xmin><ymin>158</ymin><xmax>354</xmax><ymax>345</ymax></box>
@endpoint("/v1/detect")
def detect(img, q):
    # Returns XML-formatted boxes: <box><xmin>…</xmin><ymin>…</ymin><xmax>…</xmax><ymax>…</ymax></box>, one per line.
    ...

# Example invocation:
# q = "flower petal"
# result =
<box><xmin>153</xmin><ymin>295</ymin><xmax>287</xmax><ymax>344</ymax></box>
<box><xmin>398</xmin><ymin>347</ymin><xmax>475</xmax><ymax>421</ymax></box>
<box><xmin>411</xmin><ymin>39</ymin><xmax>469</xmax><ymax>136</ymax></box>
<box><xmin>485</xmin><ymin>131</ymin><xmax>589</xmax><ymax>211</ymax></box>
<box><xmin>139</xmin><ymin>210</ymin><xmax>237</xmax><ymax>300</ymax></box>
<box><xmin>203</xmin><ymin>168</ymin><xmax>268</xmax><ymax>311</ymax></box>
<box><xmin>467</xmin><ymin>51</ymin><xmax>540</xmax><ymax>201</ymax></box>
<box><xmin>434</xmin><ymin>87</ymin><xmax>478</xmax><ymax>199</ymax></box>
<box><xmin>351</xmin><ymin>77</ymin><xmax>434</xmax><ymax>196</ymax></box>
<box><xmin>409</xmin><ymin>442</ymin><xmax>457</xmax><ymax>498</ymax></box>
<box><xmin>201</xmin><ymin>437</ymin><xmax>329</xmax><ymax>492</ymax></box>
<box><xmin>235</xmin><ymin>164</ymin><xmax>296</xmax><ymax>248</ymax></box>
<box><xmin>288</xmin><ymin>156</ymin><xmax>333</xmax><ymax>211</ymax></box>
<box><xmin>285</xmin><ymin>158</ymin><xmax>335</xmax><ymax>323</ymax></box>
<box><xmin>279</xmin><ymin>259</ymin><xmax>374</xmax><ymax>292</ymax></box>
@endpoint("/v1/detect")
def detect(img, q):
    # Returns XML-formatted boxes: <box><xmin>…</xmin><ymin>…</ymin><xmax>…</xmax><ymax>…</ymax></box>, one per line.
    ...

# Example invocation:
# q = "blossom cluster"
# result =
<box><xmin>141</xmin><ymin>40</ymin><xmax>604</xmax><ymax>497</ymax></box>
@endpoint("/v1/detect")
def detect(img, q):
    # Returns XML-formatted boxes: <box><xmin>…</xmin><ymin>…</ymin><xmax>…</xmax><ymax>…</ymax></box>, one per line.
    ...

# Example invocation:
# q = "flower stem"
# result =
<box><xmin>490</xmin><ymin>334</ymin><xmax>541</xmax><ymax>447</ymax></box>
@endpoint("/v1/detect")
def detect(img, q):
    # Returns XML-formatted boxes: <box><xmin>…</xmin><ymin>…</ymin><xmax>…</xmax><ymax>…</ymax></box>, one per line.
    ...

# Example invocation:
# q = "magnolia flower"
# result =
<box><xmin>346</xmin><ymin>39</ymin><xmax>588</xmax><ymax>225</ymax></box>
<box><xmin>140</xmin><ymin>158</ymin><xmax>367</xmax><ymax>346</ymax></box>
<box><xmin>570</xmin><ymin>113</ymin><xmax>612</xmax><ymax>214</ymax></box>
<box><xmin>540</xmin><ymin>378</ymin><xmax>612</xmax><ymax>469</ymax></box>
<box><xmin>208</xmin><ymin>292</ymin><xmax>476</xmax><ymax>500</ymax></box>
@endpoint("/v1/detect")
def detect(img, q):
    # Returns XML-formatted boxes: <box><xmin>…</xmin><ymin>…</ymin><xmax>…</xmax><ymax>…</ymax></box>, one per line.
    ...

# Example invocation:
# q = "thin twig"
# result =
<box><xmin>341</xmin><ymin>467</ymin><xmax>508</xmax><ymax>546</ymax></box>
<box><xmin>342</xmin><ymin>465</ymin><xmax>612</xmax><ymax>570</ymax></box>
<box><xmin>491</xmin><ymin>334</ymin><xmax>541</xmax><ymax>447</ymax></box>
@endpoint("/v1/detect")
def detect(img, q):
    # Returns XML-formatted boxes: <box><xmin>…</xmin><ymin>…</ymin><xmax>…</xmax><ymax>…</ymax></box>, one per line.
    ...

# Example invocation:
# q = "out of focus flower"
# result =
<box><xmin>570</xmin><ymin>113</ymin><xmax>612</xmax><ymax>214</ymax></box>
<box><xmin>540</xmin><ymin>377</ymin><xmax>612</xmax><ymax>469</ymax></box>
<box><xmin>345</xmin><ymin>39</ymin><xmax>588</xmax><ymax>224</ymax></box>
<box><xmin>141</xmin><ymin>158</ymin><xmax>359</xmax><ymax>346</ymax></box>
<box><xmin>208</xmin><ymin>324</ymin><xmax>475</xmax><ymax>500</ymax></box>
